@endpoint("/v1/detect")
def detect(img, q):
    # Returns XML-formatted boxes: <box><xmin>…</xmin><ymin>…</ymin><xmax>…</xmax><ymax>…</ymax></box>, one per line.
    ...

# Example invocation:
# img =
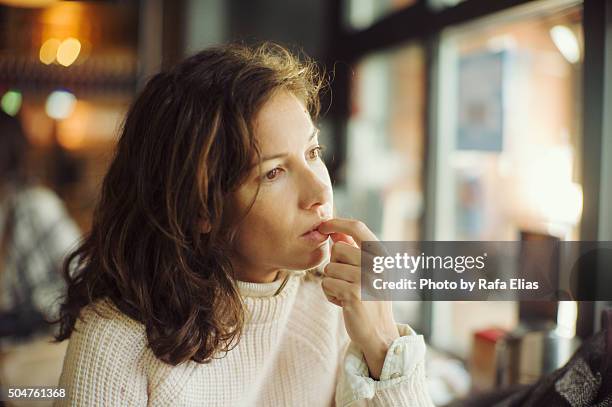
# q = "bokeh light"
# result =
<box><xmin>1</xmin><ymin>90</ymin><xmax>23</xmax><ymax>116</ymax></box>
<box><xmin>45</xmin><ymin>90</ymin><xmax>76</xmax><ymax>119</ymax></box>
<box><xmin>550</xmin><ymin>25</ymin><xmax>580</xmax><ymax>64</ymax></box>
<box><xmin>39</xmin><ymin>38</ymin><xmax>61</xmax><ymax>65</ymax></box>
<box><xmin>56</xmin><ymin>37</ymin><xmax>81</xmax><ymax>66</ymax></box>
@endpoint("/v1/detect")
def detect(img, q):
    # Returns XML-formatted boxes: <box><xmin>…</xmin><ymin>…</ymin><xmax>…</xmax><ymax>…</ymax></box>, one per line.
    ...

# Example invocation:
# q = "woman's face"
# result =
<box><xmin>229</xmin><ymin>90</ymin><xmax>333</xmax><ymax>282</ymax></box>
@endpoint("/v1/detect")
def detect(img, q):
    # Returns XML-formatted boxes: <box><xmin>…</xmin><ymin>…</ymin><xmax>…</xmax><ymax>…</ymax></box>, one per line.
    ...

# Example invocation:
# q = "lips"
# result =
<box><xmin>300</xmin><ymin>220</ymin><xmax>328</xmax><ymax>237</ymax></box>
<box><xmin>299</xmin><ymin>219</ymin><xmax>331</xmax><ymax>244</ymax></box>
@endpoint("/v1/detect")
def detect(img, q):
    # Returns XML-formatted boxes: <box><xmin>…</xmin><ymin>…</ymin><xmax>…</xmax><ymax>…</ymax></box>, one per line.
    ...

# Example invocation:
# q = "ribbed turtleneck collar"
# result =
<box><xmin>236</xmin><ymin>277</ymin><xmax>285</xmax><ymax>298</ymax></box>
<box><xmin>237</xmin><ymin>271</ymin><xmax>304</xmax><ymax>324</ymax></box>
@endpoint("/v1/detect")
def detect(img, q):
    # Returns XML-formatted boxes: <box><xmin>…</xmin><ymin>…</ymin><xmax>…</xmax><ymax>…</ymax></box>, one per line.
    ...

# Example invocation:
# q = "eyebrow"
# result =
<box><xmin>259</xmin><ymin>127</ymin><xmax>320</xmax><ymax>162</ymax></box>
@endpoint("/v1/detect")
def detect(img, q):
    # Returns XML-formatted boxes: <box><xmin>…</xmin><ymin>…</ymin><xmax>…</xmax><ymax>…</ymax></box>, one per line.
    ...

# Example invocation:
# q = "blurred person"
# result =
<box><xmin>48</xmin><ymin>129</ymin><xmax>84</xmax><ymax>199</ymax></box>
<box><xmin>0</xmin><ymin>111</ymin><xmax>81</xmax><ymax>399</ymax></box>
<box><xmin>53</xmin><ymin>43</ymin><xmax>434</xmax><ymax>406</ymax></box>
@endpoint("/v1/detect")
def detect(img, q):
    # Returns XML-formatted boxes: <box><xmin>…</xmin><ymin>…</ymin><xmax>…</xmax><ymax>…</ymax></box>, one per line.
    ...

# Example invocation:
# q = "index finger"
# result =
<box><xmin>317</xmin><ymin>218</ymin><xmax>378</xmax><ymax>249</ymax></box>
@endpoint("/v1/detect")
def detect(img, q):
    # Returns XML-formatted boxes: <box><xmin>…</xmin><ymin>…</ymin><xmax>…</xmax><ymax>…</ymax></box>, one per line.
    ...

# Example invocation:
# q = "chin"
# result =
<box><xmin>294</xmin><ymin>239</ymin><xmax>330</xmax><ymax>270</ymax></box>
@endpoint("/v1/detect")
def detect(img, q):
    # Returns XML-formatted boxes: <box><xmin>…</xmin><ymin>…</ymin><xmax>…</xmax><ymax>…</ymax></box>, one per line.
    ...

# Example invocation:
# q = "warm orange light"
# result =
<box><xmin>0</xmin><ymin>0</ymin><xmax>57</xmax><ymax>7</ymax></box>
<box><xmin>57</xmin><ymin>101</ymin><xmax>86</xmax><ymax>149</ymax></box>
<box><xmin>57</xmin><ymin>122</ymin><xmax>85</xmax><ymax>149</ymax></box>
<box><xmin>56</xmin><ymin>38</ymin><xmax>81</xmax><ymax>67</ymax></box>
<box><xmin>56</xmin><ymin>100</ymin><xmax>119</xmax><ymax>150</ymax></box>
<box><xmin>40</xmin><ymin>2</ymin><xmax>85</xmax><ymax>41</ymax></box>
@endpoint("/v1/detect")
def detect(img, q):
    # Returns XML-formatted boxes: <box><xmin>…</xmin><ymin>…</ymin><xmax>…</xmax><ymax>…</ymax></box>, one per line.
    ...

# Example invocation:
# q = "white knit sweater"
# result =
<box><xmin>54</xmin><ymin>272</ymin><xmax>434</xmax><ymax>406</ymax></box>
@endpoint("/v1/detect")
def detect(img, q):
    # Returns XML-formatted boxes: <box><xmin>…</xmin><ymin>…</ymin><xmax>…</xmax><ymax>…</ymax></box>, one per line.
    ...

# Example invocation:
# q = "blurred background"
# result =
<box><xmin>0</xmin><ymin>0</ymin><xmax>610</xmax><ymax>405</ymax></box>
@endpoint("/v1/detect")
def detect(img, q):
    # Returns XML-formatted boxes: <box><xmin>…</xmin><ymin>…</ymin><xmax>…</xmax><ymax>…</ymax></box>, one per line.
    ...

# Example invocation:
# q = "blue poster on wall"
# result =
<box><xmin>457</xmin><ymin>50</ymin><xmax>505</xmax><ymax>152</ymax></box>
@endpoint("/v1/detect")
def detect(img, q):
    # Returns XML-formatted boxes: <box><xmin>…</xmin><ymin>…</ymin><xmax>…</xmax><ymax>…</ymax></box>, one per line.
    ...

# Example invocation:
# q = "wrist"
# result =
<box><xmin>358</xmin><ymin>322</ymin><xmax>400</xmax><ymax>354</ymax></box>
<box><xmin>360</xmin><ymin>329</ymin><xmax>399</xmax><ymax>380</ymax></box>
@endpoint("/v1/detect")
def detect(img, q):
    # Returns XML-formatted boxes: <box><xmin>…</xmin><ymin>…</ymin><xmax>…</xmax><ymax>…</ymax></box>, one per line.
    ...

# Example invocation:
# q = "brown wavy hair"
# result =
<box><xmin>54</xmin><ymin>42</ymin><xmax>325</xmax><ymax>365</ymax></box>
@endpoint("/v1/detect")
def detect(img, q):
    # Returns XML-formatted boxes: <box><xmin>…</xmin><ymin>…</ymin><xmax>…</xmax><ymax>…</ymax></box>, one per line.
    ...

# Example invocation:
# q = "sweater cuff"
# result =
<box><xmin>370</xmin><ymin>362</ymin><xmax>435</xmax><ymax>407</ymax></box>
<box><xmin>336</xmin><ymin>323</ymin><xmax>432</xmax><ymax>406</ymax></box>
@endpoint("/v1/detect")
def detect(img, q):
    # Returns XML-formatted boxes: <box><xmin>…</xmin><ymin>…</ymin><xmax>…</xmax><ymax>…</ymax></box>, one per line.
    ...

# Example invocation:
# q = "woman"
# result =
<box><xmin>54</xmin><ymin>43</ymin><xmax>433</xmax><ymax>406</ymax></box>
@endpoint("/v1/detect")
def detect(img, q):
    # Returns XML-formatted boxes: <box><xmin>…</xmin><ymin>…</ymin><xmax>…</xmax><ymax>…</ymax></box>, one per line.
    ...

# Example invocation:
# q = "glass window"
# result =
<box><xmin>335</xmin><ymin>42</ymin><xmax>426</xmax><ymax>329</ymax></box>
<box><xmin>431</xmin><ymin>1</ymin><xmax>583</xmax><ymax>357</ymax></box>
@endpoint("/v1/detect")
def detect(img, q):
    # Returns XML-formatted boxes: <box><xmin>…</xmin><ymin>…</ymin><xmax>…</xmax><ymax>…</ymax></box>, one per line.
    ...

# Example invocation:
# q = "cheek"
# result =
<box><xmin>233</xmin><ymin>193</ymin><xmax>295</xmax><ymax>254</ymax></box>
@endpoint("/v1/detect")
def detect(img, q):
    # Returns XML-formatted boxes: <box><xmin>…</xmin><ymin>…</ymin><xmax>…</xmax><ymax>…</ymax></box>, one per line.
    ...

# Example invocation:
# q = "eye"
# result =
<box><xmin>264</xmin><ymin>167</ymin><xmax>283</xmax><ymax>181</ymax></box>
<box><xmin>308</xmin><ymin>145</ymin><xmax>326</xmax><ymax>160</ymax></box>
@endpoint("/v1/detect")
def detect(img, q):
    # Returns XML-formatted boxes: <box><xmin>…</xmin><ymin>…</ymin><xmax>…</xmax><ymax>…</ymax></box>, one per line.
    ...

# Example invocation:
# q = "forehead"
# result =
<box><xmin>253</xmin><ymin>90</ymin><xmax>313</xmax><ymax>150</ymax></box>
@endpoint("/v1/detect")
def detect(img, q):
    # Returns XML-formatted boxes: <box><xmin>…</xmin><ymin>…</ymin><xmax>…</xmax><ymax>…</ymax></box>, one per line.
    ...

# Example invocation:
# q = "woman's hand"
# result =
<box><xmin>318</xmin><ymin>218</ymin><xmax>399</xmax><ymax>380</ymax></box>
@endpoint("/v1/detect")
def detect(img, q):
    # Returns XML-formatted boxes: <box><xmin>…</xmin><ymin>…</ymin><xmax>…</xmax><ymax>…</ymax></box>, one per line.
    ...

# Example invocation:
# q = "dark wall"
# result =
<box><xmin>227</xmin><ymin>0</ymin><xmax>330</xmax><ymax>60</ymax></box>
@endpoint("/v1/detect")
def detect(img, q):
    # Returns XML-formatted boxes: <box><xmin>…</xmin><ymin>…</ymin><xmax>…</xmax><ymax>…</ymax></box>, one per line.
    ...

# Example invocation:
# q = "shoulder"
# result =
<box><xmin>15</xmin><ymin>185</ymin><xmax>78</xmax><ymax>231</ymax></box>
<box><xmin>71</xmin><ymin>299</ymin><xmax>146</xmax><ymax>346</ymax></box>
<box><xmin>17</xmin><ymin>185</ymin><xmax>67</xmax><ymax>218</ymax></box>
<box><xmin>57</xmin><ymin>300</ymin><xmax>154</xmax><ymax>405</ymax></box>
<box><xmin>65</xmin><ymin>299</ymin><xmax>149</xmax><ymax>370</ymax></box>
<box><xmin>14</xmin><ymin>185</ymin><xmax>80</xmax><ymax>244</ymax></box>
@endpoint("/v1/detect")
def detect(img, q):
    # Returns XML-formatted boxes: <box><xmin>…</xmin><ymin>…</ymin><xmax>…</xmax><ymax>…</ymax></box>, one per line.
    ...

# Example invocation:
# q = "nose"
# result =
<box><xmin>298</xmin><ymin>165</ymin><xmax>332</xmax><ymax>213</ymax></box>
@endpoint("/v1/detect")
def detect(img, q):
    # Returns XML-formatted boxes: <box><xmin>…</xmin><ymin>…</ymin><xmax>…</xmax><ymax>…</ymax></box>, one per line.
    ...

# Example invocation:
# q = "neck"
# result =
<box><xmin>233</xmin><ymin>261</ymin><xmax>284</xmax><ymax>284</ymax></box>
